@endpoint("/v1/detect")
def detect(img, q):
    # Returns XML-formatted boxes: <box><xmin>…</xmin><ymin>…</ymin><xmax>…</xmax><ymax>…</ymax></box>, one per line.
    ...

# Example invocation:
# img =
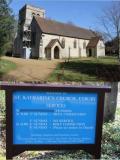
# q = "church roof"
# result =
<box><xmin>34</xmin><ymin>16</ymin><xmax>96</xmax><ymax>40</ymax></box>
<box><xmin>45</xmin><ymin>39</ymin><xmax>63</xmax><ymax>49</ymax></box>
<box><xmin>87</xmin><ymin>37</ymin><xmax>100</xmax><ymax>48</ymax></box>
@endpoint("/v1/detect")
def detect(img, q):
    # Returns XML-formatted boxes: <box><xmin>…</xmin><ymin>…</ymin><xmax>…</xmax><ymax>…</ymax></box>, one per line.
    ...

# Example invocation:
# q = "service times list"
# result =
<box><xmin>13</xmin><ymin>91</ymin><xmax>98</xmax><ymax>145</ymax></box>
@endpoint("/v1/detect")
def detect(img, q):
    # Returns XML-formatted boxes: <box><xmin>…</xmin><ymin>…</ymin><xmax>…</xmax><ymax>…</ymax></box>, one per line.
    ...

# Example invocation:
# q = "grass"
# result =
<box><xmin>0</xmin><ymin>59</ymin><xmax>16</xmax><ymax>78</ymax></box>
<box><xmin>48</xmin><ymin>56</ymin><xmax>120</xmax><ymax>82</ymax></box>
<box><xmin>0</xmin><ymin>155</ymin><xmax>5</xmax><ymax>160</ymax></box>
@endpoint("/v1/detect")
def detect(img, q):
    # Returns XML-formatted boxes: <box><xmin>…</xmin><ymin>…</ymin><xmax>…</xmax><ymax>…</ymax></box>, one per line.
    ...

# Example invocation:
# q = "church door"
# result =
<box><xmin>89</xmin><ymin>49</ymin><xmax>92</xmax><ymax>57</ymax></box>
<box><xmin>54</xmin><ymin>46</ymin><xmax>59</xmax><ymax>59</ymax></box>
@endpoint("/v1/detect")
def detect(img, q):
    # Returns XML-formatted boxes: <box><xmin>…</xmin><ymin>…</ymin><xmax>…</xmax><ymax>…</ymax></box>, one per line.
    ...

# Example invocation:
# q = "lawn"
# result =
<box><xmin>0</xmin><ymin>56</ymin><xmax>119</xmax><ymax>82</ymax></box>
<box><xmin>0</xmin><ymin>56</ymin><xmax>59</xmax><ymax>82</ymax></box>
<box><xmin>0</xmin><ymin>59</ymin><xmax>16</xmax><ymax>78</ymax></box>
<box><xmin>48</xmin><ymin>56</ymin><xmax>120</xmax><ymax>82</ymax></box>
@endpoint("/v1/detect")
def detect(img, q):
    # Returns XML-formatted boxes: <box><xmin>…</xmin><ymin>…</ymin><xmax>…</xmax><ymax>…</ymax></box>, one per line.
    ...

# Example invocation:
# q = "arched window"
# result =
<box><xmin>79</xmin><ymin>47</ymin><xmax>81</xmax><ymax>57</ymax></box>
<box><xmin>83</xmin><ymin>41</ymin><xmax>86</xmax><ymax>49</ymax></box>
<box><xmin>40</xmin><ymin>39</ymin><xmax>43</xmax><ymax>46</ymax></box>
<box><xmin>61</xmin><ymin>38</ymin><xmax>65</xmax><ymax>48</ymax></box>
<box><xmin>74</xmin><ymin>39</ymin><xmax>77</xmax><ymax>48</ymax></box>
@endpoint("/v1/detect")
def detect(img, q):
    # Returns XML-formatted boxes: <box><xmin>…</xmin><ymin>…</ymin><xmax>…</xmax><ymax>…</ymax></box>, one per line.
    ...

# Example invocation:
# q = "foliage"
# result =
<box><xmin>0</xmin><ymin>90</ymin><xmax>5</xmax><ymax>116</ymax></box>
<box><xmin>105</xmin><ymin>38</ymin><xmax>118</xmax><ymax>56</ymax></box>
<box><xmin>99</xmin><ymin>2</ymin><xmax>120</xmax><ymax>59</ymax></box>
<box><xmin>101</xmin><ymin>115</ymin><xmax>120</xmax><ymax>159</ymax></box>
<box><xmin>48</xmin><ymin>57</ymin><xmax>120</xmax><ymax>82</ymax></box>
<box><xmin>0</xmin><ymin>155</ymin><xmax>5</xmax><ymax>160</ymax></box>
<box><xmin>0</xmin><ymin>59</ymin><xmax>16</xmax><ymax>77</ymax></box>
<box><xmin>0</xmin><ymin>0</ymin><xmax>15</xmax><ymax>55</ymax></box>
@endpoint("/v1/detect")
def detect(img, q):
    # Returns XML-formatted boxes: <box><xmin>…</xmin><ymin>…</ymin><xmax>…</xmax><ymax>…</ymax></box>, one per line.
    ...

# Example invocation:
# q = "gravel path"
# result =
<box><xmin>2</xmin><ymin>57</ymin><xmax>61</xmax><ymax>82</ymax></box>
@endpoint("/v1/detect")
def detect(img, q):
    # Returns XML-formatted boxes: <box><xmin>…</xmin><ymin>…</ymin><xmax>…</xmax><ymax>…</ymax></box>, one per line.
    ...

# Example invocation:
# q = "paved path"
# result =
<box><xmin>2</xmin><ymin>57</ymin><xmax>61</xmax><ymax>82</ymax></box>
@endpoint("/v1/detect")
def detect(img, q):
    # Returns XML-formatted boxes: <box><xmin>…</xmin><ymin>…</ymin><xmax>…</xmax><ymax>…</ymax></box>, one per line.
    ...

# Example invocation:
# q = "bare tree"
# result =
<box><xmin>100</xmin><ymin>2</ymin><xmax>120</xmax><ymax>60</ymax></box>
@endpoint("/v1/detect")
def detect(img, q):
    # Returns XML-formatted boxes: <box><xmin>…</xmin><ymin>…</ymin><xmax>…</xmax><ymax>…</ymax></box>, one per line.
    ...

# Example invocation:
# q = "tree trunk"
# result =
<box><xmin>82</xmin><ymin>82</ymin><xmax>118</xmax><ymax>122</ymax></box>
<box><xmin>104</xmin><ymin>82</ymin><xmax>118</xmax><ymax>122</ymax></box>
<box><xmin>119</xmin><ymin>38</ymin><xmax>120</xmax><ymax>61</ymax></box>
<box><xmin>117</xmin><ymin>33</ymin><xmax>120</xmax><ymax>61</ymax></box>
<box><xmin>117</xmin><ymin>82</ymin><xmax>120</xmax><ymax>108</ymax></box>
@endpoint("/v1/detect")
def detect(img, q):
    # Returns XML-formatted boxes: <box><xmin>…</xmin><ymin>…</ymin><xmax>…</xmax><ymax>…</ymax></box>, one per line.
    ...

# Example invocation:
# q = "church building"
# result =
<box><xmin>14</xmin><ymin>5</ymin><xmax>105</xmax><ymax>59</ymax></box>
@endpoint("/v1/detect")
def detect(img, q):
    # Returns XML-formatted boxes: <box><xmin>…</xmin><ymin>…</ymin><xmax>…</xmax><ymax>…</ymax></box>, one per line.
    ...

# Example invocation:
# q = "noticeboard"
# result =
<box><xmin>0</xmin><ymin>83</ymin><xmax>111</xmax><ymax>159</ymax></box>
<box><xmin>13</xmin><ymin>91</ymin><xmax>97</xmax><ymax>145</ymax></box>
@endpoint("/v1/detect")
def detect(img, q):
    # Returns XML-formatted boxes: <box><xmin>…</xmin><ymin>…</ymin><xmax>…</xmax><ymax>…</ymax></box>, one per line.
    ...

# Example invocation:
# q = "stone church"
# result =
<box><xmin>14</xmin><ymin>4</ymin><xmax>105</xmax><ymax>59</ymax></box>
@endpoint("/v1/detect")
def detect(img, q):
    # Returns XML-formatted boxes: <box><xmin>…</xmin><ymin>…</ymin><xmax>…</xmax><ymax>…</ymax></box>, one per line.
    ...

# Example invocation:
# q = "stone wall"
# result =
<box><xmin>31</xmin><ymin>19</ymin><xmax>42</xmax><ymax>58</ymax></box>
<box><xmin>14</xmin><ymin>5</ymin><xmax>45</xmax><ymax>57</ymax></box>
<box><xmin>32</xmin><ymin>32</ymin><xmax>106</xmax><ymax>59</ymax></box>
<box><xmin>39</xmin><ymin>33</ymin><xmax>90</xmax><ymax>59</ymax></box>
<box><xmin>97</xmin><ymin>40</ymin><xmax>105</xmax><ymax>57</ymax></box>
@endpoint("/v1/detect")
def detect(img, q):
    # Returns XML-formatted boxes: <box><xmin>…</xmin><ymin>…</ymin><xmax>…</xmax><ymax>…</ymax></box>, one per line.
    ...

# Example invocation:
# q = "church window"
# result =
<box><xmin>40</xmin><ymin>39</ymin><xmax>43</xmax><ymax>46</ymax></box>
<box><xmin>74</xmin><ymin>39</ymin><xmax>77</xmax><ymax>48</ymax></box>
<box><xmin>83</xmin><ymin>41</ymin><xmax>86</xmax><ymax>49</ymax></box>
<box><xmin>61</xmin><ymin>38</ymin><xmax>65</xmax><ymax>48</ymax></box>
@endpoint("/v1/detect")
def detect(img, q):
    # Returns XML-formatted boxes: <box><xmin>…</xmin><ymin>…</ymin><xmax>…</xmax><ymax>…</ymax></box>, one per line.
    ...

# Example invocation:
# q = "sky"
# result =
<box><xmin>10</xmin><ymin>0</ymin><xmax>113</xmax><ymax>31</ymax></box>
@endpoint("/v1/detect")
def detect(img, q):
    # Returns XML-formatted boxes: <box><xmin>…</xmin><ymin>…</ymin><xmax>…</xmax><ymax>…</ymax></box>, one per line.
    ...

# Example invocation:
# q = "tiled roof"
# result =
<box><xmin>87</xmin><ymin>37</ymin><xmax>100</xmax><ymax>48</ymax></box>
<box><xmin>45</xmin><ymin>39</ymin><xmax>63</xmax><ymax>49</ymax></box>
<box><xmin>34</xmin><ymin>16</ymin><xmax>96</xmax><ymax>40</ymax></box>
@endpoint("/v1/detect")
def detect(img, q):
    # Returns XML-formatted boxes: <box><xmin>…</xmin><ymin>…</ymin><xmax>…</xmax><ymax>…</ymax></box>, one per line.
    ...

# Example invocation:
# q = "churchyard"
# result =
<box><xmin>0</xmin><ymin>56</ymin><xmax>119</xmax><ymax>82</ymax></box>
<box><xmin>0</xmin><ymin>56</ymin><xmax>60</xmax><ymax>82</ymax></box>
<box><xmin>48</xmin><ymin>56</ymin><xmax>120</xmax><ymax>82</ymax></box>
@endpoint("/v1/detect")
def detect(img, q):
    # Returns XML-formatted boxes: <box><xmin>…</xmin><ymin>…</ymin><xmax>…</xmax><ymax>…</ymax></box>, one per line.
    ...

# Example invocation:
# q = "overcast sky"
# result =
<box><xmin>10</xmin><ymin>0</ymin><xmax>113</xmax><ymax>31</ymax></box>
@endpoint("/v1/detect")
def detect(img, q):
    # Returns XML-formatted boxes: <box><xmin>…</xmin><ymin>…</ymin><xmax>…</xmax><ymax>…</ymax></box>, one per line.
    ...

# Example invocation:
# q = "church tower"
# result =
<box><xmin>14</xmin><ymin>4</ymin><xmax>45</xmax><ymax>58</ymax></box>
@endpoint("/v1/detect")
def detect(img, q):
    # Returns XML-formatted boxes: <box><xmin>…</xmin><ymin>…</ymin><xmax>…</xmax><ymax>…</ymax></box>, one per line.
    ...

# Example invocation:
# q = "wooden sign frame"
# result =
<box><xmin>0</xmin><ymin>83</ymin><xmax>111</xmax><ymax>159</ymax></box>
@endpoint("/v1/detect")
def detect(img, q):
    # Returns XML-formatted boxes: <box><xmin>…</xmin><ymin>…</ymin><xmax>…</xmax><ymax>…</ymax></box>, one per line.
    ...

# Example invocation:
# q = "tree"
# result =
<box><xmin>104</xmin><ymin>82</ymin><xmax>118</xmax><ymax>122</ymax></box>
<box><xmin>0</xmin><ymin>0</ymin><xmax>15</xmax><ymax>56</ymax></box>
<box><xmin>100</xmin><ymin>2</ymin><xmax>120</xmax><ymax>60</ymax></box>
<box><xmin>105</xmin><ymin>38</ymin><xmax>118</xmax><ymax>56</ymax></box>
